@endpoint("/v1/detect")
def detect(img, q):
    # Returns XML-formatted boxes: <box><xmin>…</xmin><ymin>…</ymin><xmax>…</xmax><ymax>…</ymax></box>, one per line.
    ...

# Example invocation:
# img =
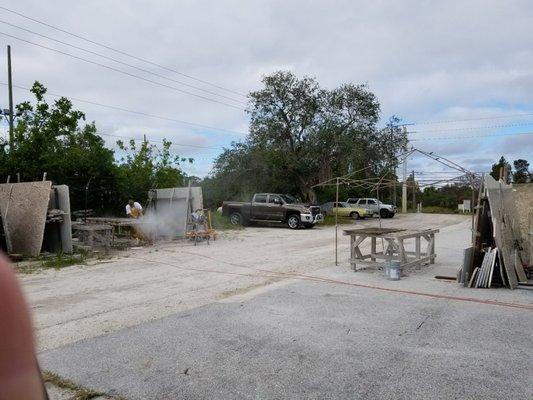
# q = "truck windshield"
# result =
<box><xmin>280</xmin><ymin>194</ymin><xmax>298</xmax><ymax>204</ymax></box>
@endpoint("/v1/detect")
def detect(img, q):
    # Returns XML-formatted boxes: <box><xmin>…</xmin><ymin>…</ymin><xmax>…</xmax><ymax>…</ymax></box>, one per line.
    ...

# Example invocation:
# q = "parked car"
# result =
<box><xmin>321</xmin><ymin>202</ymin><xmax>370</xmax><ymax>219</ymax></box>
<box><xmin>222</xmin><ymin>193</ymin><xmax>323</xmax><ymax>229</ymax></box>
<box><xmin>346</xmin><ymin>198</ymin><xmax>396</xmax><ymax>218</ymax></box>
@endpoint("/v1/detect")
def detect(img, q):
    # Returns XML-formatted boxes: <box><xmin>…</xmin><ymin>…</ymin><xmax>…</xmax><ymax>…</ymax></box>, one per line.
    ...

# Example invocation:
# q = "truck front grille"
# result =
<box><xmin>310</xmin><ymin>206</ymin><xmax>320</xmax><ymax>216</ymax></box>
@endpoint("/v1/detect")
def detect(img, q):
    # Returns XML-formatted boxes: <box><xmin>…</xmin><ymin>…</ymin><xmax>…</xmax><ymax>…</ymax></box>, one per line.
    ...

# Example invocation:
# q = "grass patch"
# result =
<box><xmin>15</xmin><ymin>252</ymin><xmax>87</xmax><ymax>274</ymax></box>
<box><xmin>421</xmin><ymin>206</ymin><xmax>467</xmax><ymax>214</ymax></box>
<box><xmin>43</xmin><ymin>370</ymin><xmax>107</xmax><ymax>400</ymax></box>
<box><xmin>321</xmin><ymin>214</ymin><xmax>358</xmax><ymax>226</ymax></box>
<box><xmin>40</xmin><ymin>251</ymin><xmax>87</xmax><ymax>270</ymax></box>
<box><xmin>210</xmin><ymin>211</ymin><xmax>243</xmax><ymax>230</ymax></box>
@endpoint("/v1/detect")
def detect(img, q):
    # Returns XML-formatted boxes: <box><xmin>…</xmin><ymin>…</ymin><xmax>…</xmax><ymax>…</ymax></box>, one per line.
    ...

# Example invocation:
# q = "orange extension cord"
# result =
<box><xmin>131</xmin><ymin>253</ymin><xmax>533</xmax><ymax>312</ymax></box>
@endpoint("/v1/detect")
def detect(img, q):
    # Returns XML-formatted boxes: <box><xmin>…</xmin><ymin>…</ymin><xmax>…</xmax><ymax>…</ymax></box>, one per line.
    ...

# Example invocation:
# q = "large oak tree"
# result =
<box><xmin>207</xmin><ymin>71</ymin><xmax>407</xmax><ymax>204</ymax></box>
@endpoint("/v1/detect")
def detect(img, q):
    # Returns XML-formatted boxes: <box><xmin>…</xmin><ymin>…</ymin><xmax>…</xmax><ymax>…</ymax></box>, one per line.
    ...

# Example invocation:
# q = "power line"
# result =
<box><xmin>0</xmin><ymin>31</ymin><xmax>246</xmax><ymax>111</ymax></box>
<box><xmin>408</xmin><ymin>121</ymin><xmax>533</xmax><ymax>134</ymax></box>
<box><xmin>0</xmin><ymin>5</ymin><xmax>247</xmax><ymax>98</ymax></box>
<box><xmin>0</xmin><ymin>19</ymin><xmax>247</xmax><ymax>106</ymax></box>
<box><xmin>410</xmin><ymin>131</ymin><xmax>533</xmax><ymax>141</ymax></box>
<box><xmin>2</xmin><ymin>82</ymin><xmax>246</xmax><ymax>136</ymax></box>
<box><xmin>98</xmin><ymin>131</ymin><xmax>222</xmax><ymax>150</ymax></box>
<box><xmin>411</xmin><ymin>112</ymin><xmax>533</xmax><ymax>126</ymax></box>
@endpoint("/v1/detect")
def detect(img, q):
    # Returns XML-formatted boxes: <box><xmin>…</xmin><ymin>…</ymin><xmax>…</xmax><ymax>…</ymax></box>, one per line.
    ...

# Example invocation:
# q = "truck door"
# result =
<box><xmin>267</xmin><ymin>195</ymin><xmax>285</xmax><ymax>221</ymax></box>
<box><xmin>357</xmin><ymin>199</ymin><xmax>368</xmax><ymax>214</ymax></box>
<box><xmin>366</xmin><ymin>199</ymin><xmax>378</xmax><ymax>214</ymax></box>
<box><xmin>251</xmin><ymin>194</ymin><xmax>269</xmax><ymax>219</ymax></box>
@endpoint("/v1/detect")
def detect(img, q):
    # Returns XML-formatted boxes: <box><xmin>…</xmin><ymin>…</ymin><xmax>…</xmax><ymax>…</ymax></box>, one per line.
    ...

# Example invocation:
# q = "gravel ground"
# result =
<box><xmin>18</xmin><ymin>213</ymin><xmax>533</xmax><ymax>399</ymax></box>
<box><xmin>22</xmin><ymin>213</ymin><xmax>470</xmax><ymax>352</ymax></box>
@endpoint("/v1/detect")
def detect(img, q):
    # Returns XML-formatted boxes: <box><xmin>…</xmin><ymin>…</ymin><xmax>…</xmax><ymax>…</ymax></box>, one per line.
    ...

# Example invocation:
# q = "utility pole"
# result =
<box><xmin>334</xmin><ymin>177</ymin><xmax>339</xmax><ymax>266</ymax></box>
<box><xmin>402</xmin><ymin>157</ymin><xmax>407</xmax><ymax>213</ymax></box>
<box><xmin>390</xmin><ymin>125</ymin><xmax>396</xmax><ymax>207</ymax></box>
<box><xmin>411</xmin><ymin>170</ymin><xmax>416</xmax><ymax>210</ymax></box>
<box><xmin>7</xmin><ymin>45</ymin><xmax>14</xmax><ymax>145</ymax></box>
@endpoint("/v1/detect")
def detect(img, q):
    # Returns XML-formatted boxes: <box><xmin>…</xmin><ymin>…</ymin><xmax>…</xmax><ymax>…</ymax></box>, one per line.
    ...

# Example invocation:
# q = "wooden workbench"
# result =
<box><xmin>73</xmin><ymin>224</ymin><xmax>113</xmax><ymax>252</ymax></box>
<box><xmin>342</xmin><ymin>227</ymin><xmax>439</xmax><ymax>271</ymax></box>
<box><xmin>83</xmin><ymin>217</ymin><xmax>155</xmax><ymax>242</ymax></box>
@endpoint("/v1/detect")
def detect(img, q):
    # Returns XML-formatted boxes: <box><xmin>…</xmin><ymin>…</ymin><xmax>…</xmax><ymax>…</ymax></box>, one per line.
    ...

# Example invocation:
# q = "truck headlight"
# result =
<box><xmin>303</xmin><ymin>207</ymin><xmax>310</xmax><ymax>213</ymax></box>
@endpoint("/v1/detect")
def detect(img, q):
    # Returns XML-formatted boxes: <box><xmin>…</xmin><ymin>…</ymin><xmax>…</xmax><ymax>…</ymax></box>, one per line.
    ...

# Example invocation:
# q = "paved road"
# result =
<box><xmin>40</xmin><ymin>277</ymin><xmax>532</xmax><ymax>400</ymax></box>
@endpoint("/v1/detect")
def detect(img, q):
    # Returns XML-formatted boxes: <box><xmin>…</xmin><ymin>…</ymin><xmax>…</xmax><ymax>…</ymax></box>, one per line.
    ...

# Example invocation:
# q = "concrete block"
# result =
<box><xmin>55</xmin><ymin>185</ymin><xmax>73</xmax><ymax>254</ymax></box>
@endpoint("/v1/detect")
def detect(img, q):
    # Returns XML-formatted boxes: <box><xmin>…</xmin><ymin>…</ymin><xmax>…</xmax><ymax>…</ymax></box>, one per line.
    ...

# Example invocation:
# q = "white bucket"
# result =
<box><xmin>389</xmin><ymin>260</ymin><xmax>401</xmax><ymax>281</ymax></box>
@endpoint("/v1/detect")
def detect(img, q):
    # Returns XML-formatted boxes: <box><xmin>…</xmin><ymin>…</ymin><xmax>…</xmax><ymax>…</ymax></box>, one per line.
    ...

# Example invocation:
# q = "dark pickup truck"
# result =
<box><xmin>222</xmin><ymin>193</ymin><xmax>323</xmax><ymax>229</ymax></box>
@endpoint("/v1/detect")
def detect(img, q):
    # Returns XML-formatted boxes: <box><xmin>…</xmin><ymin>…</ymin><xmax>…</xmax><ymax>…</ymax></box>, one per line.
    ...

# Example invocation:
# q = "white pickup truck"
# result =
<box><xmin>346</xmin><ymin>198</ymin><xmax>396</xmax><ymax>218</ymax></box>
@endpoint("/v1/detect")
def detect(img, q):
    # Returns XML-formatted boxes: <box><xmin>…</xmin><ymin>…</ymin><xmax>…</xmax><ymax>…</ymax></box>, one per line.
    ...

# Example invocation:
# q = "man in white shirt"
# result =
<box><xmin>125</xmin><ymin>200</ymin><xmax>143</xmax><ymax>219</ymax></box>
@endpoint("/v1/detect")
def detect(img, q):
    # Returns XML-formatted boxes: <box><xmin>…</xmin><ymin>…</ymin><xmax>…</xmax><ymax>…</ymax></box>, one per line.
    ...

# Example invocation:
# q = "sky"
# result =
<box><xmin>0</xmin><ymin>0</ymin><xmax>532</xmax><ymax>180</ymax></box>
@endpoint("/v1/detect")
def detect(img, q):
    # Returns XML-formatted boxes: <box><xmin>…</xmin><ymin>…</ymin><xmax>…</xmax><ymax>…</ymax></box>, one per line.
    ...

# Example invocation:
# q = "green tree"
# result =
<box><xmin>421</xmin><ymin>184</ymin><xmax>472</xmax><ymax>209</ymax></box>
<box><xmin>513</xmin><ymin>159</ymin><xmax>530</xmax><ymax>183</ymax></box>
<box><xmin>115</xmin><ymin>137</ymin><xmax>191</xmax><ymax>208</ymax></box>
<box><xmin>0</xmin><ymin>81</ymin><xmax>118</xmax><ymax>212</ymax></box>
<box><xmin>490</xmin><ymin>156</ymin><xmax>511</xmax><ymax>182</ymax></box>
<box><xmin>207</xmin><ymin>71</ymin><xmax>405</xmax><ymax>204</ymax></box>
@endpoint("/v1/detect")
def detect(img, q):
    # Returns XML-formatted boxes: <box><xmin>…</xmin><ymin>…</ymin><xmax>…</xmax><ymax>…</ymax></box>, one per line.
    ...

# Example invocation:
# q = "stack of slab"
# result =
<box><xmin>147</xmin><ymin>185</ymin><xmax>203</xmax><ymax>238</ymax></box>
<box><xmin>0</xmin><ymin>181</ymin><xmax>72</xmax><ymax>257</ymax></box>
<box><xmin>459</xmin><ymin>175</ymin><xmax>530</xmax><ymax>289</ymax></box>
<box><xmin>469</xmin><ymin>248</ymin><xmax>498</xmax><ymax>288</ymax></box>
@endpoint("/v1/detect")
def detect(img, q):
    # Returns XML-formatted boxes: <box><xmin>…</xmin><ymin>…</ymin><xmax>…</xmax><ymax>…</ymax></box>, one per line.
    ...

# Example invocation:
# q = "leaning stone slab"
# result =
<box><xmin>0</xmin><ymin>181</ymin><xmax>52</xmax><ymax>256</ymax></box>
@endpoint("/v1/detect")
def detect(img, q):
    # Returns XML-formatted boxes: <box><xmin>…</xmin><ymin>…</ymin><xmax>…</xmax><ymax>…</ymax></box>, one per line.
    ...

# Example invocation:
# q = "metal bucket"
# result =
<box><xmin>388</xmin><ymin>260</ymin><xmax>401</xmax><ymax>281</ymax></box>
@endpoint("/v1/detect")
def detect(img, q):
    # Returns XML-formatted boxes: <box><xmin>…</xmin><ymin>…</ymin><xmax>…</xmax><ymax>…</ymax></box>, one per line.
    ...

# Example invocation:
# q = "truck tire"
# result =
<box><xmin>380</xmin><ymin>209</ymin><xmax>389</xmax><ymax>218</ymax></box>
<box><xmin>349</xmin><ymin>211</ymin><xmax>360</xmax><ymax>220</ymax></box>
<box><xmin>229</xmin><ymin>212</ymin><xmax>243</xmax><ymax>226</ymax></box>
<box><xmin>287</xmin><ymin>214</ymin><xmax>301</xmax><ymax>229</ymax></box>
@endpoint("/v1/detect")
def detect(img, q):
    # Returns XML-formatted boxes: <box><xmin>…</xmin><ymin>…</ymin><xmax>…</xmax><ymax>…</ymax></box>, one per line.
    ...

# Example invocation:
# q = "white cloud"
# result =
<box><xmin>3</xmin><ymin>0</ymin><xmax>533</xmax><ymax>177</ymax></box>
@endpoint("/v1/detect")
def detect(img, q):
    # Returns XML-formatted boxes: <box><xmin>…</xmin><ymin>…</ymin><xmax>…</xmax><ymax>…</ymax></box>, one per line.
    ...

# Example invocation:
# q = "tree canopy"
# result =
<box><xmin>0</xmin><ymin>81</ymin><xmax>188</xmax><ymax>214</ymax></box>
<box><xmin>490</xmin><ymin>156</ymin><xmax>512</xmax><ymax>182</ymax></box>
<box><xmin>513</xmin><ymin>159</ymin><xmax>530</xmax><ymax>183</ymax></box>
<box><xmin>115</xmin><ymin>137</ymin><xmax>191</xmax><ymax>206</ymax></box>
<box><xmin>490</xmin><ymin>155</ymin><xmax>530</xmax><ymax>184</ymax></box>
<box><xmin>205</xmin><ymin>71</ymin><xmax>407</xmax><ymax>206</ymax></box>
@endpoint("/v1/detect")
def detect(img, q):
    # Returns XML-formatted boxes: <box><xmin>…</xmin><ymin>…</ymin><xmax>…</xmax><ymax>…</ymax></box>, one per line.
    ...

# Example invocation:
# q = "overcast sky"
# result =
<box><xmin>1</xmin><ymin>0</ymin><xmax>532</xmax><ymax>179</ymax></box>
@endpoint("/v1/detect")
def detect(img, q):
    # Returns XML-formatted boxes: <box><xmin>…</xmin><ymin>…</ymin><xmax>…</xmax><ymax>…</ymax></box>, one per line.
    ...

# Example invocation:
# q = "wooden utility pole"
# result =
<box><xmin>335</xmin><ymin>177</ymin><xmax>339</xmax><ymax>266</ymax></box>
<box><xmin>411</xmin><ymin>170</ymin><xmax>416</xmax><ymax>210</ymax></box>
<box><xmin>392</xmin><ymin>177</ymin><xmax>396</xmax><ymax>207</ymax></box>
<box><xmin>402</xmin><ymin>158</ymin><xmax>407</xmax><ymax>213</ymax></box>
<box><xmin>7</xmin><ymin>45</ymin><xmax>14</xmax><ymax>145</ymax></box>
<box><xmin>390</xmin><ymin>125</ymin><xmax>396</xmax><ymax>207</ymax></box>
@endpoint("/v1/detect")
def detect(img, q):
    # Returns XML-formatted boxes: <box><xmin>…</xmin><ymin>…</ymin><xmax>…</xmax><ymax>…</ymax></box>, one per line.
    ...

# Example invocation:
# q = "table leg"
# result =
<box><xmin>371</xmin><ymin>236</ymin><xmax>376</xmax><ymax>262</ymax></box>
<box><xmin>398</xmin><ymin>238</ymin><xmax>407</xmax><ymax>263</ymax></box>
<box><xmin>105</xmin><ymin>229</ymin><xmax>111</xmax><ymax>254</ymax></box>
<box><xmin>430</xmin><ymin>233</ymin><xmax>435</xmax><ymax>264</ymax></box>
<box><xmin>350</xmin><ymin>235</ymin><xmax>356</xmax><ymax>271</ymax></box>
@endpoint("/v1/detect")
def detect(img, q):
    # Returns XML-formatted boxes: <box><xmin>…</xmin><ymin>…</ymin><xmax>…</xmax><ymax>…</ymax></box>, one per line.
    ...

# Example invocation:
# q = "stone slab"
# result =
<box><xmin>0</xmin><ymin>181</ymin><xmax>52</xmax><ymax>256</ymax></box>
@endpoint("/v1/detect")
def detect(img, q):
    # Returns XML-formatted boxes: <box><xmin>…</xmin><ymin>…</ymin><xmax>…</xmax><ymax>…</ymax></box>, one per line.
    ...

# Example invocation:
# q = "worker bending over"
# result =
<box><xmin>126</xmin><ymin>200</ymin><xmax>143</xmax><ymax>219</ymax></box>
<box><xmin>125</xmin><ymin>200</ymin><xmax>151</xmax><ymax>243</ymax></box>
